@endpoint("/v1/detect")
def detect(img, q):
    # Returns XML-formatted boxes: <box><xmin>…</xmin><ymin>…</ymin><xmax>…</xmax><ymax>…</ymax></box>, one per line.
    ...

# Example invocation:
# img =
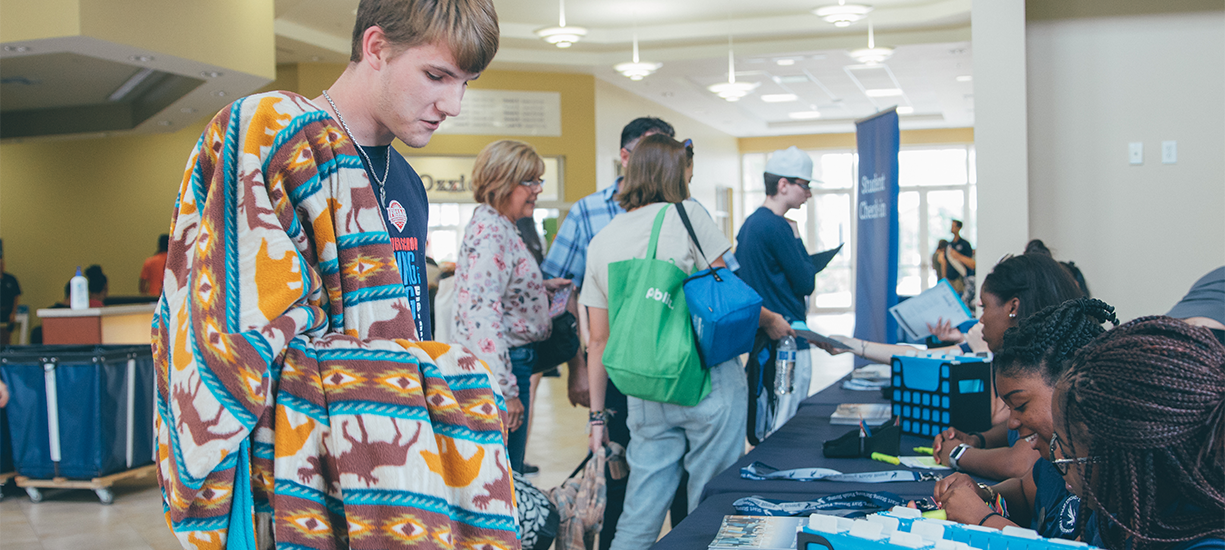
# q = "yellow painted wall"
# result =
<box><xmin>739</xmin><ymin>127</ymin><xmax>975</xmax><ymax>152</ymax></box>
<box><xmin>0</xmin><ymin>0</ymin><xmax>80</xmax><ymax>42</ymax></box>
<box><xmin>0</xmin><ymin>63</ymin><xmax>598</xmax><ymax>315</ymax></box>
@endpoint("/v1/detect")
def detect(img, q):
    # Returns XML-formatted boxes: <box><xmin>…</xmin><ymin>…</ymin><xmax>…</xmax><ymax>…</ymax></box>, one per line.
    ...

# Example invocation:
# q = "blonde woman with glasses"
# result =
<box><xmin>454</xmin><ymin>139</ymin><xmax>571</xmax><ymax>473</ymax></box>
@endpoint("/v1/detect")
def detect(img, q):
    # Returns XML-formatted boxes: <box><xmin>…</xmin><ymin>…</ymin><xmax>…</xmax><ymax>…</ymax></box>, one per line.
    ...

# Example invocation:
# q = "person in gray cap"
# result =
<box><xmin>735</xmin><ymin>146</ymin><xmax>820</xmax><ymax>433</ymax></box>
<box><xmin>1168</xmin><ymin>266</ymin><xmax>1225</xmax><ymax>345</ymax></box>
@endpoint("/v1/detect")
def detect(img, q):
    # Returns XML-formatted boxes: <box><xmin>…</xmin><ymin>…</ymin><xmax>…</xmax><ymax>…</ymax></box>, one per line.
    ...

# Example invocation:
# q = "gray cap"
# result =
<box><xmin>764</xmin><ymin>146</ymin><xmax>820</xmax><ymax>183</ymax></box>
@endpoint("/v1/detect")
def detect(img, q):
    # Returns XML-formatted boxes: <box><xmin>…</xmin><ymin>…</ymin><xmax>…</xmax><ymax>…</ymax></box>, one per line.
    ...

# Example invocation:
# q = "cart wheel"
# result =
<box><xmin>26</xmin><ymin>487</ymin><xmax>43</xmax><ymax>503</ymax></box>
<box><xmin>96</xmin><ymin>488</ymin><xmax>114</xmax><ymax>505</ymax></box>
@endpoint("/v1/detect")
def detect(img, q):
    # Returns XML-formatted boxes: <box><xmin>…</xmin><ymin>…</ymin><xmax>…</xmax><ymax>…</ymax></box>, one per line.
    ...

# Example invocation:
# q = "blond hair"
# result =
<box><xmin>351</xmin><ymin>0</ymin><xmax>499</xmax><ymax>74</ymax></box>
<box><xmin>617</xmin><ymin>134</ymin><xmax>691</xmax><ymax>211</ymax></box>
<box><xmin>472</xmin><ymin>140</ymin><xmax>545</xmax><ymax>210</ymax></box>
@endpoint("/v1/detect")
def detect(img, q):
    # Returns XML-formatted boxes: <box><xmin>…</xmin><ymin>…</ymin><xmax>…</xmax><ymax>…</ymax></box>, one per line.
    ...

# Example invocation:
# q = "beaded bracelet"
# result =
<box><xmin>589</xmin><ymin>409</ymin><xmax>608</xmax><ymax>423</ymax></box>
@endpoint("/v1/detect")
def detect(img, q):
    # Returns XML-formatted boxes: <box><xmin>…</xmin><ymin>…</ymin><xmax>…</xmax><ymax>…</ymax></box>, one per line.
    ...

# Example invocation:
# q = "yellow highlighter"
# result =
<box><xmin>871</xmin><ymin>452</ymin><xmax>900</xmax><ymax>465</ymax></box>
<box><xmin>922</xmin><ymin>510</ymin><xmax>948</xmax><ymax>520</ymax></box>
<box><xmin>913</xmin><ymin>446</ymin><xmax>934</xmax><ymax>455</ymax></box>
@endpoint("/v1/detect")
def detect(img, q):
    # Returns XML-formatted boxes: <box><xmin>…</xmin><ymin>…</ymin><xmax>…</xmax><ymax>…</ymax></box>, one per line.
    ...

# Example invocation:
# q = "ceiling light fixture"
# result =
<box><xmin>535</xmin><ymin>0</ymin><xmax>587</xmax><ymax>48</ymax></box>
<box><xmin>108</xmin><ymin>68</ymin><xmax>155</xmax><ymax>102</ymax></box>
<box><xmin>761</xmin><ymin>94</ymin><xmax>798</xmax><ymax>103</ymax></box>
<box><xmin>849</xmin><ymin>20</ymin><xmax>892</xmax><ymax>64</ymax></box>
<box><xmin>789</xmin><ymin>111</ymin><xmax>822</xmax><ymax>120</ymax></box>
<box><xmin>614</xmin><ymin>27</ymin><xmax>661</xmax><ymax>81</ymax></box>
<box><xmin>896</xmin><ymin>106</ymin><xmax>914</xmax><ymax>114</ymax></box>
<box><xmin>864</xmin><ymin>88</ymin><xmax>903</xmax><ymax>97</ymax></box>
<box><xmin>776</xmin><ymin>59</ymin><xmax>796</xmax><ymax>66</ymax></box>
<box><xmin>813</xmin><ymin>1</ymin><xmax>873</xmax><ymax>27</ymax></box>
<box><xmin>707</xmin><ymin>31</ymin><xmax>758</xmax><ymax>102</ymax></box>
<box><xmin>956</xmin><ymin>75</ymin><xmax>973</xmax><ymax>82</ymax></box>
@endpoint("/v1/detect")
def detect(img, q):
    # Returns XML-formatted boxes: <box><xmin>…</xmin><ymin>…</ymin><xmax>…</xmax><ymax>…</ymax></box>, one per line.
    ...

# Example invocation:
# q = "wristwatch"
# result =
<box><xmin>947</xmin><ymin>443</ymin><xmax>971</xmax><ymax>472</ymax></box>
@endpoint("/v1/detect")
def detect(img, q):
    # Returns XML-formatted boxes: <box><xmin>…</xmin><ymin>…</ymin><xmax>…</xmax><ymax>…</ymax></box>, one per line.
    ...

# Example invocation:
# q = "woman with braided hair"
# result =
<box><xmin>934</xmin><ymin>297</ymin><xmax>1118</xmax><ymax>539</ymax></box>
<box><xmin>1052</xmin><ymin>316</ymin><xmax>1225</xmax><ymax>550</ymax></box>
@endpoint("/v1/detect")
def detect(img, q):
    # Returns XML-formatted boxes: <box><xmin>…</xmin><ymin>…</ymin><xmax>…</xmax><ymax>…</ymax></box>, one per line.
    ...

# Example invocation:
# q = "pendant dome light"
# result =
<box><xmin>535</xmin><ymin>0</ymin><xmax>588</xmax><ymax>48</ymax></box>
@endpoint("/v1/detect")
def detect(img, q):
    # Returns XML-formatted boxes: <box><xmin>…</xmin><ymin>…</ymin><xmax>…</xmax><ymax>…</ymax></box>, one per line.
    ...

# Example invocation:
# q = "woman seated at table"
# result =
<box><xmin>581</xmin><ymin>134</ymin><xmax>790</xmax><ymax>550</ymax></box>
<box><xmin>824</xmin><ymin>253</ymin><xmax>1085</xmax><ymax>480</ymax></box>
<box><xmin>933</xmin><ymin>297</ymin><xmax>1117</xmax><ymax>539</ymax></box>
<box><xmin>1051</xmin><ymin>316</ymin><xmax>1224</xmax><ymax>550</ymax></box>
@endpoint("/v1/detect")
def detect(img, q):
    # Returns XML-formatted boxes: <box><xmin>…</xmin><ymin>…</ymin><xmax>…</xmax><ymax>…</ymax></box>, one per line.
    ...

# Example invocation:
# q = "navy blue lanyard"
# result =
<box><xmin>740</xmin><ymin>461</ymin><xmax>943</xmax><ymax>483</ymax></box>
<box><xmin>733</xmin><ymin>491</ymin><xmax>910</xmax><ymax>516</ymax></box>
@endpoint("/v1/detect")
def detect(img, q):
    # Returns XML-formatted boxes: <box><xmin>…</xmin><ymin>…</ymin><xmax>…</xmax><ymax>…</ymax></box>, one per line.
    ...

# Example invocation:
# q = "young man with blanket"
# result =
<box><xmin>152</xmin><ymin>1</ymin><xmax>517</xmax><ymax>548</ymax></box>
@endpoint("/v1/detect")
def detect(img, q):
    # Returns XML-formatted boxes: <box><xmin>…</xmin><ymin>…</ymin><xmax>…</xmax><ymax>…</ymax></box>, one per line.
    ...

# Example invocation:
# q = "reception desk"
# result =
<box><xmin>38</xmin><ymin>304</ymin><xmax>156</xmax><ymax>345</ymax></box>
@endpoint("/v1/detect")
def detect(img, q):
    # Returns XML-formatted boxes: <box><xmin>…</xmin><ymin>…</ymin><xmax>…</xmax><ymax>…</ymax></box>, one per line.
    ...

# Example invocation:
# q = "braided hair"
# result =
<box><xmin>995</xmin><ymin>298</ymin><xmax>1119</xmax><ymax>385</ymax></box>
<box><xmin>1057</xmin><ymin>316</ymin><xmax>1225</xmax><ymax>550</ymax></box>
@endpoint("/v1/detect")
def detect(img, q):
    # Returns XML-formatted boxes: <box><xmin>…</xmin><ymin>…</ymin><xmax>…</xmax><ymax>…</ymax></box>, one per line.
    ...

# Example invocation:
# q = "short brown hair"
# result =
<box><xmin>618</xmin><ymin>134</ymin><xmax>692</xmax><ymax>211</ymax></box>
<box><xmin>472</xmin><ymin>140</ymin><xmax>545</xmax><ymax>210</ymax></box>
<box><xmin>351</xmin><ymin>0</ymin><xmax>499</xmax><ymax>74</ymax></box>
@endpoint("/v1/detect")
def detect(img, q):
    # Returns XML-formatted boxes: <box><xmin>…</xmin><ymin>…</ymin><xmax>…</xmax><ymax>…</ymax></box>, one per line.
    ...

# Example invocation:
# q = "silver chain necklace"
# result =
<box><xmin>321</xmin><ymin>90</ymin><xmax>392</xmax><ymax>207</ymax></box>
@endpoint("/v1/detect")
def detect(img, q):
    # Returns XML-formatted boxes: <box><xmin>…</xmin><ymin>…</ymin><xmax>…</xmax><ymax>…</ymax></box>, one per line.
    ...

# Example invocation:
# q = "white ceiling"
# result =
<box><xmin>293</xmin><ymin>0</ymin><xmax>980</xmax><ymax>138</ymax></box>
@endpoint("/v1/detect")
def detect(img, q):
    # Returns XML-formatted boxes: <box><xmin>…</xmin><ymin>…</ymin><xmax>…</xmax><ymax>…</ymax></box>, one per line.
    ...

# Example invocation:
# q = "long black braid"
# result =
<box><xmin>1058</xmin><ymin>316</ymin><xmax>1225</xmax><ymax>550</ymax></box>
<box><xmin>995</xmin><ymin>297</ymin><xmax>1119</xmax><ymax>385</ymax></box>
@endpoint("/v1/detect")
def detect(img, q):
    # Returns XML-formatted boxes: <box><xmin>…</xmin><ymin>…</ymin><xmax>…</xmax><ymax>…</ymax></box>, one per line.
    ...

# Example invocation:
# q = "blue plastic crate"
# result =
<box><xmin>889</xmin><ymin>353</ymin><xmax>992</xmax><ymax>437</ymax></box>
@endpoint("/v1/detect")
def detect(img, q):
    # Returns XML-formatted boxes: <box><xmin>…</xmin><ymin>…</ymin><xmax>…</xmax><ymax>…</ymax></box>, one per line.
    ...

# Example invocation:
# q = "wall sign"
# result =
<box><xmin>405</xmin><ymin>155</ymin><xmax>563</xmax><ymax>203</ymax></box>
<box><xmin>434</xmin><ymin>89</ymin><xmax>562</xmax><ymax>137</ymax></box>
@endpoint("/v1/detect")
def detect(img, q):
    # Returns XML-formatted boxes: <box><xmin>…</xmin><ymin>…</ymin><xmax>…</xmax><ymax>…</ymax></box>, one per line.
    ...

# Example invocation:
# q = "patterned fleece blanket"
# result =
<box><xmin>152</xmin><ymin>91</ymin><xmax>518</xmax><ymax>550</ymax></box>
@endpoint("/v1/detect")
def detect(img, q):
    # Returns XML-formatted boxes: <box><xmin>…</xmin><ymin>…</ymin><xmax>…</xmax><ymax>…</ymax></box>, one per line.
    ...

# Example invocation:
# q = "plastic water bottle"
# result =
<box><xmin>70</xmin><ymin>266</ymin><xmax>89</xmax><ymax>309</ymax></box>
<box><xmin>775</xmin><ymin>335</ymin><xmax>796</xmax><ymax>395</ymax></box>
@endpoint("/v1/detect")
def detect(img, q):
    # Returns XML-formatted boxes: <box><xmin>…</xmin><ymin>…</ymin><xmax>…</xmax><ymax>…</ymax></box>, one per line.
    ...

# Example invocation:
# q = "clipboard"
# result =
<box><xmin>810</xmin><ymin>243</ymin><xmax>843</xmax><ymax>273</ymax></box>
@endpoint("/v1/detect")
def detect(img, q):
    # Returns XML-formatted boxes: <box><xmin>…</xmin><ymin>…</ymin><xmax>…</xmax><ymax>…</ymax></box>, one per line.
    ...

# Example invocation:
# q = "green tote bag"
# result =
<box><xmin>603</xmin><ymin>206</ymin><xmax>711</xmax><ymax>407</ymax></box>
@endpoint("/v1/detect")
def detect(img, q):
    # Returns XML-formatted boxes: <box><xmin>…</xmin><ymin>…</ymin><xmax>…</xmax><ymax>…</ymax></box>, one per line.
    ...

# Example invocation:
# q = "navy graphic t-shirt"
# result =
<box><xmin>359</xmin><ymin>145</ymin><xmax>431</xmax><ymax>341</ymax></box>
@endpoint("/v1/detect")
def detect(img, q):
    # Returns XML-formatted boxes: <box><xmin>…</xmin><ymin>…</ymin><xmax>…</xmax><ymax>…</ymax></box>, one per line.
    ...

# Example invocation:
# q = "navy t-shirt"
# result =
<box><xmin>1031</xmin><ymin>458</ymin><xmax>1083</xmax><ymax>539</ymax></box>
<box><xmin>950</xmin><ymin>237</ymin><xmax>974</xmax><ymax>277</ymax></box>
<box><xmin>359</xmin><ymin>145</ymin><xmax>431</xmax><ymax>341</ymax></box>
<box><xmin>735</xmin><ymin>207</ymin><xmax>817</xmax><ymax>324</ymax></box>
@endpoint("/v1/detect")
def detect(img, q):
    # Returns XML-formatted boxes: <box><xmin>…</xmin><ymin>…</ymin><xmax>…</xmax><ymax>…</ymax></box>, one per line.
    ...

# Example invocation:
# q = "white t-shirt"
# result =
<box><xmin>580</xmin><ymin>201</ymin><xmax>731</xmax><ymax>310</ymax></box>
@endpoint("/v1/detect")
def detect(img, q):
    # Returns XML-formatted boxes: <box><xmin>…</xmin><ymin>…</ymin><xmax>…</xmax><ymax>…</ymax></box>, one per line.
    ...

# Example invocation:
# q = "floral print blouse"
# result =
<box><xmin>453</xmin><ymin>203</ymin><xmax>551</xmax><ymax>399</ymax></box>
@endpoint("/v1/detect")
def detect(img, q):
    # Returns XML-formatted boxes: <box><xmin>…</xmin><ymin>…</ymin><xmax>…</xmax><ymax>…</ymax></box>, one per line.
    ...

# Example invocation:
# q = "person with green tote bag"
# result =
<box><xmin>578</xmin><ymin>134</ymin><xmax>793</xmax><ymax>550</ymax></box>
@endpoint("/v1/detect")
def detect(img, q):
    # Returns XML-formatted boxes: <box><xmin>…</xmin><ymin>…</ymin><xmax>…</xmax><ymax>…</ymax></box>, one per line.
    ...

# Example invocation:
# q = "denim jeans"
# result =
<box><xmin>609</xmin><ymin>357</ymin><xmax>748</xmax><ymax>550</ymax></box>
<box><xmin>507</xmin><ymin>343</ymin><xmax>536</xmax><ymax>473</ymax></box>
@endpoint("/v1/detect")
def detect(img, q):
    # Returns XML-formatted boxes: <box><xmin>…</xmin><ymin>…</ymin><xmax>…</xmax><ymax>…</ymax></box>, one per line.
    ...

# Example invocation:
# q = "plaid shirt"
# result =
<box><xmin>541</xmin><ymin>180</ymin><xmax>625</xmax><ymax>286</ymax></box>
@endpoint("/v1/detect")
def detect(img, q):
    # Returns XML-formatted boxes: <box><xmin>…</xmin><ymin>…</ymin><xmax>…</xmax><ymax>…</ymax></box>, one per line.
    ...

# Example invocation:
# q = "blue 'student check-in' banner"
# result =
<box><xmin>853</xmin><ymin>109</ymin><xmax>900</xmax><ymax>359</ymax></box>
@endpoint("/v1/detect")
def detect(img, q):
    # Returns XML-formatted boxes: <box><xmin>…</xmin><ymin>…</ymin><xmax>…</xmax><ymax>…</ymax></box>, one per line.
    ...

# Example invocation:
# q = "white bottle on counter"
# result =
<box><xmin>70</xmin><ymin>266</ymin><xmax>89</xmax><ymax>309</ymax></box>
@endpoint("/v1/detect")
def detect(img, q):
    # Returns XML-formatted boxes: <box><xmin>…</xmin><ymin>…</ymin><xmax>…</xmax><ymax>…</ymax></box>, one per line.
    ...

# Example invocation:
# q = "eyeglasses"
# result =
<box><xmin>791</xmin><ymin>179</ymin><xmax>812</xmax><ymax>191</ymax></box>
<box><xmin>519</xmin><ymin>179</ymin><xmax>545</xmax><ymax>188</ymax></box>
<box><xmin>1049</xmin><ymin>431</ymin><xmax>1103</xmax><ymax>475</ymax></box>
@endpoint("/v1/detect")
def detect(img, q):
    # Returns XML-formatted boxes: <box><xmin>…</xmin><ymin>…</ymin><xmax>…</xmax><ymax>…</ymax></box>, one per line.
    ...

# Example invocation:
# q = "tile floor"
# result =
<box><xmin>0</xmin><ymin>320</ymin><xmax>855</xmax><ymax>549</ymax></box>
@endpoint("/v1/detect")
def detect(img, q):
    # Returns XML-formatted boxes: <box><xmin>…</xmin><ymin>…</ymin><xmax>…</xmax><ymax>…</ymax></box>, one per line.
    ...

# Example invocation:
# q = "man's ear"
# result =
<box><xmin>361</xmin><ymin>25</ymin><xmax>391</xmax><ymax>69</ymax></box>
<box><xmin>619</xmin><ymin>148</ymin><xmax>631</xmax><ymax>169</ymax></box>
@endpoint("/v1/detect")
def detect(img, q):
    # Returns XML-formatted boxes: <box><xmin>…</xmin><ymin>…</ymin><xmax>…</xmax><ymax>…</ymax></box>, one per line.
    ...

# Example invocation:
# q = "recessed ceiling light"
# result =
<box><xmin>789</xmin><ymin>111</ymin><xmax>822</xmax><ymax>120</ymax></box>
<box><xmin>129</xmin><ymin>55</ymin><xmax>154</xmax><ymax>63</ymax></box>
<box><xmin>201</xmin><ymin>71</ymin><xmax>223</xmax><ymax>78</ymax></box>
<box><xmin>956</xmin><ymin>75</ymin><xmax>973</xmax><ymax>82</ymax></box>
<box><xmin>3</xmin><ymin>45</ymin><xmax>31</xmax><ymax>53</ymax></box>
<box><xmin>214</xmin><ymin>90</ymin><xmax>228</xmax><ymax>97</ymax></box>
<box><xmin>865</xmin><ymin>88</ymin><xmax>903</xmax><ymax>97</ymax></box>
<box><xmin>158</xmin><ymin>120</ymin><xmax>173</xmax><ymax>126</ymax></box>
<box><xmin>896</xmin><ymin>106</ymin><xmax>914</xmax><ymax>115</ymax></box>
<box><xmin>776</xmin><ymin>59</ymin><xmax>796</xmax><ymax>66</ymax></box>
<box><xmin>775</xmin><ymin>75</ymin><xmax>810</xmax><ymax>84</ymax></box>
<box><xmin>761</xmin><ymin>94</ymin><xmax>798</xmax><ymax>103</ymax></box>
<box><xmin>180</xmin><ymin>107</ymin><xmax>197</xmax><ymax>114</ymax></box>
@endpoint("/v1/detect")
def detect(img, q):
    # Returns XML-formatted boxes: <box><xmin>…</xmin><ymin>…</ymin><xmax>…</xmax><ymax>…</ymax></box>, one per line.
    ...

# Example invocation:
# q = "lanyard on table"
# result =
<box><xmin>733</xmin><ymin>491</ymin><xmax>911</xmax><ymax>516</ymax></box>
<box><xmin>740</xmin><ymin>461</ymin><xmax>943</xmax><ymax>483</ymax></box>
